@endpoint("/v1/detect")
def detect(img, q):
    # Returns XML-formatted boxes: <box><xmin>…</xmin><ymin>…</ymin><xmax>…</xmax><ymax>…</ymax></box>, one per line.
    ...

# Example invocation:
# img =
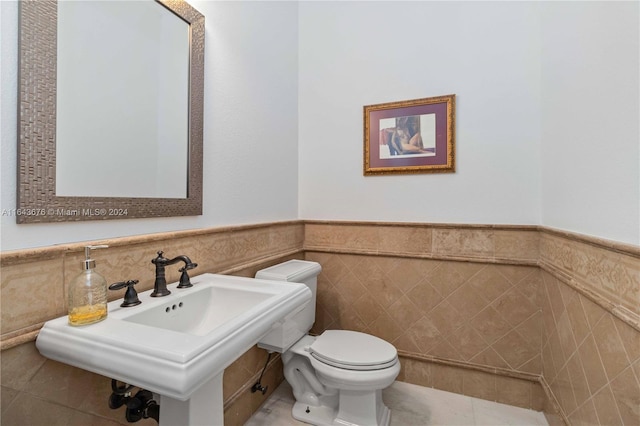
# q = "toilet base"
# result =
<box><xmin>292</xmin><ymin>401</ymin><xmax>336</xmax><ymax>426</ymax></box>
<box><xmin>291</xmin><ymin>395</ymin><xmax>391</xmax><ymax>426</ymax></box>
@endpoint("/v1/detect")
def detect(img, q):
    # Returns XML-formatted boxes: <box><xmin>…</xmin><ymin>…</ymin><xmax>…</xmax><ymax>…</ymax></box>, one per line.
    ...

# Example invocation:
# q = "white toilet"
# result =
<box><xmin>256</xmin><ymin>260</ymin><xmax>400</xmax><ymax>426</ymax></box>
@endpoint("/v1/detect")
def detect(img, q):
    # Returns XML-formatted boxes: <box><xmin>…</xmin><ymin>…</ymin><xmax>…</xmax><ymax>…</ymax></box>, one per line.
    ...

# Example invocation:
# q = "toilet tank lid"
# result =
<box><xmin>255</xmin><ymin>260</ymin><xmax>322</xmax><ymax>282</ymax></box>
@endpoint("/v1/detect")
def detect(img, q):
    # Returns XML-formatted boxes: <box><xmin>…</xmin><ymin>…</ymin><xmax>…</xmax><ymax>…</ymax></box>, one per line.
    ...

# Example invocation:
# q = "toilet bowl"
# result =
<box><xmin>256</xmin><ymin>260</ymin><xmax>400</xmax><ymax>426</ymax></box>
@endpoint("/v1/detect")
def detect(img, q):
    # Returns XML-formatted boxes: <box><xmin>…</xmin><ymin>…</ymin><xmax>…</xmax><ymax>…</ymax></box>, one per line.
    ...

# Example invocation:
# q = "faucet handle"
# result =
<box><xmin>108</xmin><ymin>280</ymin><xmax>141</xmax><ymax>307</ymax></box>
<box><xmin>177</xmin><ymin>263</ymin><xmax>197</xmax><ymax>289</ymax></box>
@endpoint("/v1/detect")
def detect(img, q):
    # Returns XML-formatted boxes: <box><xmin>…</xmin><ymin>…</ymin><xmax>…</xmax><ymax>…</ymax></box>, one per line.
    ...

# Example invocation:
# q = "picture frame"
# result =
<box><xmin>364</xmin><ymin>94</ymin><xmax>455</xmax><ymax>175</ymax></box>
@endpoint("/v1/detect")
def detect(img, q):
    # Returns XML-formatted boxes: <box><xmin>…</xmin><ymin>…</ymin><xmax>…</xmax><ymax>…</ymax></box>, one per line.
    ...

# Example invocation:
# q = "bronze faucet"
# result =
<box><xmin>151</xmin><ymin>251</ymin><xmax>198</xmax><ymax>297</ymax></box>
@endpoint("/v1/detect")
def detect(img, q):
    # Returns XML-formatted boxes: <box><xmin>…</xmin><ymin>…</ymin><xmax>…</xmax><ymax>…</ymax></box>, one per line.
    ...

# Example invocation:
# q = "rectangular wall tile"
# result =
<box><xmin>432</xmin><ymin>228</ymin><xmax>495</xmax><ymax>258</ymax></box>
<box><xmin>494</xmin><ymin>229</ymin><xmax>539</xmax><ymax>262</ymax></box>
<box><xmin>1</xmin><ymin>258</ymin><xmax>65</xmax><ymax>335</ymax></box>
<box><xmin>377</xmin><ymin>225</ymin><xmax>432</xmax><ymax>255</ymax></box>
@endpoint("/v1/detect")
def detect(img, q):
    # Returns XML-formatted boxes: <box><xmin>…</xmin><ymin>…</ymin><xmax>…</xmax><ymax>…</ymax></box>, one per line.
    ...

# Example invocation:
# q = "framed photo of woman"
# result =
<box><xmin>364</xmin><ymin>95</ymin><xmax>455</xmax><ymax>175</ymax></box>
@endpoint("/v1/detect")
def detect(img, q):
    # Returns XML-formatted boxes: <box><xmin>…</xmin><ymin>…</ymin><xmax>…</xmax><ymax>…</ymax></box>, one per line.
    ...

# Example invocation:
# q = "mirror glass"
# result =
<box><xmin>17</xmin><ymin>0</ymin><xmax>204</xmax><ymax>223</ymax></box>
<box><xmin>56</xmin><ymin>1</ymin><xmax>189</xmax><ymax>198</ymax></box>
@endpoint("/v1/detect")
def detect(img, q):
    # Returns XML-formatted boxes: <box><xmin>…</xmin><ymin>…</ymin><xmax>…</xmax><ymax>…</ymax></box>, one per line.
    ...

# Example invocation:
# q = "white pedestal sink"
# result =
<box><xmin>36</xmin><ymin>274</ymin><xmax>311</xmax><ymax>425</ymax></box>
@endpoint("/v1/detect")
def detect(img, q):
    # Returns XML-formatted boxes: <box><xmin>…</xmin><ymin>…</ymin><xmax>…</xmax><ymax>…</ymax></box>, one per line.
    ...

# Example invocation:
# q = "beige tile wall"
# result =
<box><xmin>306</xmin><ymin>252</ymin><xmax>543</xmax><ymax>373</ymax></box>
<box><xmin>1</xmin><ymin>222</ymin><xmax>304</xmax><ymax>343</ymax></box>
<box><xmin>1</xmin><ymin>220</ymin><xmax>638</xmax><ymax>425</ymax></box>
<box><xmin>396</xmin><ymin>356</ymin><xmax>545</xmax><ymax>410</ymax></box>
<box><xmin>303</xmin><ymin>222</ymin><xmax>548</xmax><ymax>411</ymax></box>
<box><xmin>1</xmin><ymin>222</ymin><xmax>303</xmax><ymax>426</ymax></box>
<box><xmin>303</xmin><ymin>251</ymin><xmax>545</xmax><ymax>410</ymax></box>
<box><xmin>539</xmin><ymin>229</ymin><xmax>640</xmax><ymax>322</ymax></box>
<box><xmin>304</xmin><ymin>221</ymin><xmax>640</xmax><ymax>424</ymax></box>
<box><xmin>540</xmin><ymin>270</ymin><xmax>639</xmax><ymax>425</ymax></box>
<box><xmin>304</xmin><ymin>222</ymin><xmax>540</xmax><ymax>263</ymax></box>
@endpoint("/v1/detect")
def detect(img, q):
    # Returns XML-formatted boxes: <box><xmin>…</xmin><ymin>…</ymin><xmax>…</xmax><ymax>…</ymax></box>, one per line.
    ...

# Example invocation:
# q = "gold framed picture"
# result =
<box><xmin>364</xmin><ymin>94</ymin><xmax>455</xmax><ymax>175</ymax></box>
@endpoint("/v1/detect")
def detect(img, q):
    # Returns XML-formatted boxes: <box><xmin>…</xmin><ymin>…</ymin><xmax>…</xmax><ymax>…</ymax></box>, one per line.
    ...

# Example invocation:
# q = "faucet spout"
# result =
<box><xmin>151</xmin><ymin>252</ymin><xmax>198</xmax><ymax>296</ymax></box>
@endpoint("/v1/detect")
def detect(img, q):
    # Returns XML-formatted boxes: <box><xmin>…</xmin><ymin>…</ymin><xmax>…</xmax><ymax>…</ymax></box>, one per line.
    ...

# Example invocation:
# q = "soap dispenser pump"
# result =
<box><xmin>68</xmin><ymin>245</ymin><xmax>109</xmax><ymax>326</ymax></box>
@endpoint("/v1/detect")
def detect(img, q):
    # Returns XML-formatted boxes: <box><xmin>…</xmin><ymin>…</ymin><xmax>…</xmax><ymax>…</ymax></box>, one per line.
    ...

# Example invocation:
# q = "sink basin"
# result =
<box><xmin>124</xmin><ymin>284</ymin><xmax>275</xmax><ymax>336</ymax></box>
<box><xmin>36</xmin><ymin>273</ymin><xmax>311</xmax><ymax>415</ymax></box>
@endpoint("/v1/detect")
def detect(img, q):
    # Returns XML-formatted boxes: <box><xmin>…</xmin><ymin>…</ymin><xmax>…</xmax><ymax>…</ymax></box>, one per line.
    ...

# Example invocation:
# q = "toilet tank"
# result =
<box><xmin>255</xmin><ymin>260</ymin><xmax>321</xmax><ymax>353</ymax></box>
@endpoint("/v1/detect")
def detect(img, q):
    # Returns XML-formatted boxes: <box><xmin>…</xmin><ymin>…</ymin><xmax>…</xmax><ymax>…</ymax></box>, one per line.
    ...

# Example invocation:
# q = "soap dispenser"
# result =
<box><xmin>68</xmin><ymin>245</ymin><xmax>109</xmax><ymax>326</ymax></box>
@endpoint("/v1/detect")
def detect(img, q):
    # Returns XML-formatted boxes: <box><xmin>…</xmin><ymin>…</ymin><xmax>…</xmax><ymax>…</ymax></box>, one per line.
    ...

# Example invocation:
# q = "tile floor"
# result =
<box><xmin>245</xmin><ymin>381</ymin><xmax>549</xmax><ymax>426</ymax></box>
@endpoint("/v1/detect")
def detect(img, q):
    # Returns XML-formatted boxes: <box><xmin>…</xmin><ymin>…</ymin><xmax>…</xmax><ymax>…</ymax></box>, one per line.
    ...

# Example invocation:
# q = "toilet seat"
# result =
<box><xmin>309</xmin><ymin>330</ymin><xmax>398</xmax><ymax>371</ymax></box>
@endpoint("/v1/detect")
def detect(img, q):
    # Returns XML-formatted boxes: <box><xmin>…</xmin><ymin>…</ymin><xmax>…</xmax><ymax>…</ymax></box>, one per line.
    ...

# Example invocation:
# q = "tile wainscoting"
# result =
<box><xmin>1</xmin><ymin>221</ymin><xmax>638</xmax><ymax>425</ymax></box>
<box><xmin>1</xmin><ymin>221</ymin><xmax>304</xmax><ymax>348</ymax></box>
<box><xmin>539</xmin><ymin>271</ymin><xmax>639</xmax><ymax>425</ymax></box>
<box><xmin>1</xmin><ymin>221</ymin><xmax>303</xmax><ymax>426</ymax></box>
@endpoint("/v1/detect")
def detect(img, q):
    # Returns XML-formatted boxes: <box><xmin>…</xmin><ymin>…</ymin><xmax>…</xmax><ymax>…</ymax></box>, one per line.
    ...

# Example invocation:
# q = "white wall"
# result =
<box><xmin>2</xmin><ymin>1</ymin><xmax>638</xmax><ymax>250</ymax></box>
<box><xmin>298</xmin><ymin>1</ymin><xmax>543</xmax><ymax>226</ymax></box>
<box><xmin>540</xmin><ymin>1</ymin><xmax>639</xmax><ymax>245</ymax></box>
<box><xmin>0</xmin><ymin>1</ymin><xmax>300</xmax><ymax>250</ymax></box>
<box><xmin>298</xmin><ymin>1</ymin><xmax>639</xmax><ymax>245</ymax></box>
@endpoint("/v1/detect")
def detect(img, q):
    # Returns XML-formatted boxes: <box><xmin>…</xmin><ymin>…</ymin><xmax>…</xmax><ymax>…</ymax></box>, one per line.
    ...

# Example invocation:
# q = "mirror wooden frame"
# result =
<box><xmin>16</xmin><ymin>0</ymin><xmax>204</xmax><ymax>223</ymax></box>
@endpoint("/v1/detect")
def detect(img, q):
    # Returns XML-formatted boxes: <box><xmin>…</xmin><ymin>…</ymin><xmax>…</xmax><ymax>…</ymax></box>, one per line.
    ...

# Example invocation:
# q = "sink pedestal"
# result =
<box><xmin>159</xmin><ymin>373</ymin><xmax>223</xmax><ymax>426</ymax></box>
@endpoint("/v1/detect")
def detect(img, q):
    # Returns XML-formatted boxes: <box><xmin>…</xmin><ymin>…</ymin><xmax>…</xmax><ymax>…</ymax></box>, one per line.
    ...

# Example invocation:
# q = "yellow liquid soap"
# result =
<box><xmin>68</xmin><ymin>304</ymin><xmax>107</xmax><ymax>326</ymax></box>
